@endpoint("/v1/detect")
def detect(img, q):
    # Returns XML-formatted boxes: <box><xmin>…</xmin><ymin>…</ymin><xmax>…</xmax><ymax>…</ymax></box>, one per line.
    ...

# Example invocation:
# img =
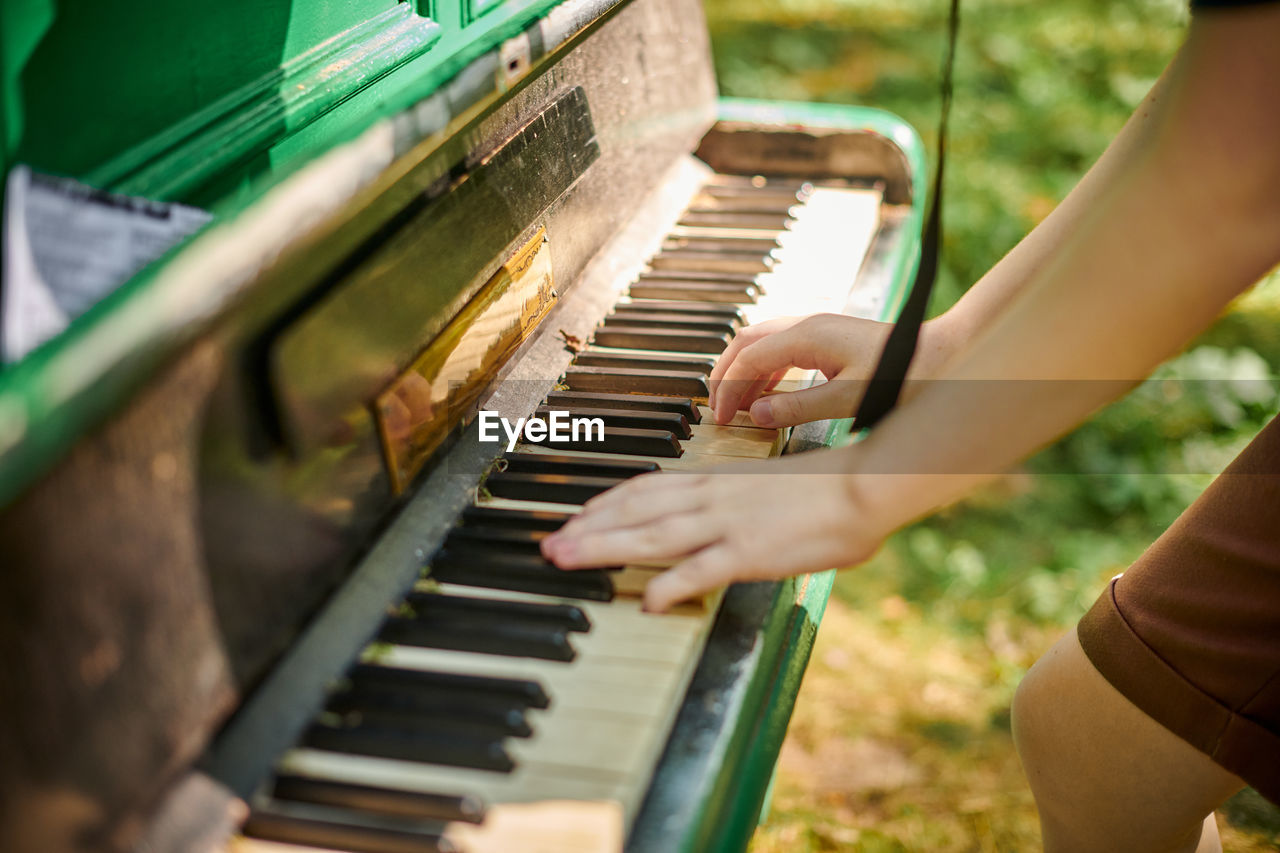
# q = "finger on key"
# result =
<box><xmin>712</xmin><ymin>326</ymin><xmax>833</xmax><ymax>423</ymax></box>
<box><xmin>564</xmin><ymin>476</ymin><xmax>706</xmax><ymax>533</ymax></box>
<box><xmin>643</xmin><ymin>543</ymin><xmax>737</xmax><ymax>612</ymax></box>
<box><xmin>709</xmin><ymin>318</ymin><xmax>797</xmax><ymax>409</ymax></box>
<box><xmin>549</xmin><ymin>514</ymin><xmax>714</xmax><ymax>569</ymax></box>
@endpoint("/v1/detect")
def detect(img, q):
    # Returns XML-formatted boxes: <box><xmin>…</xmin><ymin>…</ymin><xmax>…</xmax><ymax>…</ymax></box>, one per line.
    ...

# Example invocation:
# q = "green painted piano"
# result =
<box><xmin>0</xmin><ymin>1</ymin><xmax>924</xmax><ymax>851</ymax></box>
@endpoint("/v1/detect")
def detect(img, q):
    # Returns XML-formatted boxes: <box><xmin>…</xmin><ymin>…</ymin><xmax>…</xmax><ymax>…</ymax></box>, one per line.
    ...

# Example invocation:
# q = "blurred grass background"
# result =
<box><xmin>700</xmin><ymin>0</ymin><xmax>1280</xmax><ymax>849</ymax></box>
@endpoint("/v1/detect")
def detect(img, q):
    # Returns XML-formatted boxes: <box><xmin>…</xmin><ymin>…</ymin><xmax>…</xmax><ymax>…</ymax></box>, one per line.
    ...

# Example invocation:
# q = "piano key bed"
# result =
<box><xmin>232</xmin><ymin>174</ymin><xmax>882</xmax><ymax>853</ymax></box>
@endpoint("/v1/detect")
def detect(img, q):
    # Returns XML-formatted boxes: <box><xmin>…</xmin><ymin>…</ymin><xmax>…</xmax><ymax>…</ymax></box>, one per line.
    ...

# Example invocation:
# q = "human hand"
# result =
<box><xmin>708</xmin><ymin>313</ymin><xmax>892</xmax><ymax>427</ymax></box>
<box><xmin>709</xmin><ymin>313</ymin><xmax>958</xmax><ymax>428</ymax></box>
<box><xmin>540</xmin><ymin>449</ymin><xmax>888</xmax><ymax>612</ymax></box>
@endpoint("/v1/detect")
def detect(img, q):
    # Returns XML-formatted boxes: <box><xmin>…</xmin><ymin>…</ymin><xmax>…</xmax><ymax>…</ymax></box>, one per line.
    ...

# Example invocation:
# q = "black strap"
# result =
<box><xmin>851</xmin><ymin>0</ymin><xmax>961</xmax><ymax>431</ymax></box>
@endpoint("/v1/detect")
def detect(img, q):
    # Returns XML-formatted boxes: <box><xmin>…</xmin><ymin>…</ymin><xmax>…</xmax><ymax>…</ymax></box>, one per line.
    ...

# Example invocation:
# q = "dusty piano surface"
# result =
<box><xmin>0</xmin><ymin>1</ymin><xmax>923</xmax><ymax>851</ymax></box>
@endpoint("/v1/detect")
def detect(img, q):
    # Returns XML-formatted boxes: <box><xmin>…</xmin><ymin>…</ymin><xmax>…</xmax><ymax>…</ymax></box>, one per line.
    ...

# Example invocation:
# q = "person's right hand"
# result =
<box><xmin>709</xmin><ymin>313</ymin><xmax>898</xmax><ymax>426</ymax></box>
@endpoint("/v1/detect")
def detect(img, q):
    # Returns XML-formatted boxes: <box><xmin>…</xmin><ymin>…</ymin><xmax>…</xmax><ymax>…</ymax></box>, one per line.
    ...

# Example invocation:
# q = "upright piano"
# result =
<box><xmin>0</xmin><ymin>1</ymin><xmax>924</xmax><ymax>850</ymax></box>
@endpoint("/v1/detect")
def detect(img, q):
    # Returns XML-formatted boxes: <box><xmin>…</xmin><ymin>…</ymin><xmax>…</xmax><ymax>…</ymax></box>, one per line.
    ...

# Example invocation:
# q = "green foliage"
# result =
<box><xmin>1222</xmin><ymin>788</ymin><xmax>1280</xmax><ymax>842</ymax></box>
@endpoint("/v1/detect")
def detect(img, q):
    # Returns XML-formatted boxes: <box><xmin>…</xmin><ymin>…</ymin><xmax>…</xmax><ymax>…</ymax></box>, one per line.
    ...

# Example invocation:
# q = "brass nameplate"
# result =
<box><xmin>375</xmin><ymin>228</ymin><xmax>556</xmax><ymax>495</ymax></box>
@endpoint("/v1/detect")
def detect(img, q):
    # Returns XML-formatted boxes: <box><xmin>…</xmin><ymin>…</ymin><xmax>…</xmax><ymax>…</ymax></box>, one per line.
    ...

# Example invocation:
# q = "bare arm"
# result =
<box><xmin>928</xmin><ymin>38</ymin><xmax>1185</xmax><ymax>359</ymax></box>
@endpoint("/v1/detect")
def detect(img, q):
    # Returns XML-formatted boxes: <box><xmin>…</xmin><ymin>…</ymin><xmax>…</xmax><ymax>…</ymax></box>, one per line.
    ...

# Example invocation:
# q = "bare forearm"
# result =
<box><xmin>854</xmin><ymin>5</ymin><xmax>1280</xmax><ymax>530</ymax></box>
<box><xmin>911</xmin><ymin>69</ymin><xmax>1173</xmax><ymax>383</ymax></box>
<box><xmin>924</xmin><ymin>43</ymin><xmax>1188</xmax><ymax>374</ymax></box>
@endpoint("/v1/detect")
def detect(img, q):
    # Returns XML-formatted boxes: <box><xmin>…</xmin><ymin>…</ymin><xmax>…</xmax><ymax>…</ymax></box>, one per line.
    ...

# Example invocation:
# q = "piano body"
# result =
<box><xmin>0</xmin><ymin>1</ymin><xmax>924</xmax><ymax>850</ymax></box>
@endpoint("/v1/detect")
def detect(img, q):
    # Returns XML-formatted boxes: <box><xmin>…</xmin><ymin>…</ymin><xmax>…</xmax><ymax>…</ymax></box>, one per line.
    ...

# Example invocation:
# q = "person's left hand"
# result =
<box><xmin>539</xmin><ymin>448</ymin><xmax>884</xmax><ymax>611</ymax></box>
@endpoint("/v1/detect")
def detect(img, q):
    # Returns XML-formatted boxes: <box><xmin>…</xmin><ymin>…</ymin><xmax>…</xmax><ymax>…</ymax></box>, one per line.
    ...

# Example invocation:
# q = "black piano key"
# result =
<box><xmin>663</xmin><ymin>234</ymin><xmax>781</xmax><ymax>254</ymax></box>
<box><xmin>330</xmin><ymin>685</ymin><xmax>533</xmax><ymax>738</ymax></box>
<box><xmin>635</xmin><ymin>271</ymin><xmax>766</xmax><ymax>301</ymax></box>
<box><xmin>592</xmin><ymin>325</ymin><xmax>731</xmax><ymax>354</ymax></box>
<box><xmin>678</xmin><ymin>209</ymin><xmax>793</xmax><ymax>230</ymax></box>
<box><xmin>649</xmin><ymin>250</ymin><xmax>774</xmax><ymax>275</ymax></box>
<box><xmin>703</xmin><ymin>180</ymin><xmax>812</xmax><ymax>203</ymax></box>
<box><xmin>543</xmin><ymin>392</ymin><xmax>701</xmax><ymax>424</ymax></box>
<box><xmin>549</xmin><ymin>426</ymin><xmax>682</xmax><ymax>457</ymax></box>
<box><xmin>379</xmin><ymin>616</ymin><xmax>576</xmax><ymax>662</ymax></box>
<box><xmin>434</xmin><ymin>549</ymin><xmax>604</xmax><ymax>576</ymax></box>
<box><xmin>444</xmin><ymin>525</ymin><xmax>547</xmax><ymax>557</ymax></box>
<box><xmin>428</xmin><ymin>566</ymin><xmax>614</xmax><ymax>602</ymax></box>
<box><xmin>429</xmin><ymin>551</ymin><xmax>615</xmax><ymax>602</ymax></box>
<box><xmin>304</xmin><ymin>720</ymin><xmax>514</xmax><ymax>772</ymax></box>
<box><xmin>335</xmin><ymin>679</ymin><xmax>534</xmax><ymax>722</ymax></box>
<box><xmin>498</xmin><ymin>413</ymin><xmax>687</xmax><ymax>456</ymax></box>
<box><xmin>694</xmin><ymin>192</ymin><xmax>804</xmax><ymax>213</ymax></box>
<box><xmin>325</xmin><ymin>701</ymin><xmax>533</xmax><ymax>740</ymax></box>
<box><xmin>694</xmin><ymin>201</ymin><xmax>799</xmax><ymax>218</ymax></box>
<box><xmin>347</xmin><ymin>664</ymin><xmax>550</xmax><ymax>709</ymax></box>
<box><xmin>602</xmin><ymin>311</ymin><xmax>739</xmax><ymax>336</ymax></box>
<box><xmin>693</xmin><ymin>198</ymin><xmax>800</xmax><ymax>215</ymax></box>
<box><xmin>705</xmin><ymin>175</ymin><xmax>813</xmax><ymax>191</ymax></box>
<box><xmin>244</xmin><ymin>809</ymin><xmax>456</xmax><ymax>853</ymax></box>
<box><xmin>404</xmin><ymin>590</ymin><xmax>591</xmax><ymax>632</ymax></box>
<box><xmin>483</xmin><ymin>471</ymin><xmax>624</xmax><ymax>504</ymax></box>
<box><xmin>611</xmin><ymin>299</ymin><xmax>745</xmax><ymax>321</ymax></box>
<box><xmin>535</xmin><ymin>405</ymin><xmax>692</xmax><ymax>440</ymax></box>
<box><xmin>628</xmin><ymin>278</ymin><xmax>759</xmax><ymax>303</ymax></box>
<box><xmin>642</xmin><ymin>269</ymin><xmax>760</xmax><ymax>284</ymax></box>
<box><xmin>563</xmin><ymin>366</ymin><xmax>710</xmax><ymax>398</ymax></box>
<box><xmin>272</xmin><ymin>775</ymin><xmax>486</xmax><ymax>824</ymax></box>
<box><xmin>501</xmin><ymin>451</ymin><xmax>660</xmax><ymax>477</ymax></box>
<box><xmin>460</xmin><ymin>505</ymin><xmax>573</xmax><ymax>532</ymax></box>
<box><xmin>572</xmin><ymin>350</ymin><xmax>714</xmax><ymax>374</ymax></box>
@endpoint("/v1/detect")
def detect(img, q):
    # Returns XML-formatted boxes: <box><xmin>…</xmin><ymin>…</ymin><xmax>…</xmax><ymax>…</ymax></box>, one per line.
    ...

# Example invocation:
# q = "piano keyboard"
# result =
<box><xmin>234</xmin><ymin>175</ymin><xmax>882</xmax><ymax>853</ymax></box>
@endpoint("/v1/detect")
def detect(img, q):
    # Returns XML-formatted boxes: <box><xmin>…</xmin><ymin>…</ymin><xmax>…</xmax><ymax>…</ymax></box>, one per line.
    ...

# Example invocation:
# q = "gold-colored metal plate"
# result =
<box><xmin>375</xmin><ymin>228</ymin><xmax>556</xmax><ymax>495</ymax></box>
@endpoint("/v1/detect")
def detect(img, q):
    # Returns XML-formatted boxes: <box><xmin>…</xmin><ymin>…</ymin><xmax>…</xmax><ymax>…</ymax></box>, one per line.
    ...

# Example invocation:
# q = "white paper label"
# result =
<box><xmin>2</xmin><ymin>165</ymin><xmax>212</xmax><ymax>363</ymax></box>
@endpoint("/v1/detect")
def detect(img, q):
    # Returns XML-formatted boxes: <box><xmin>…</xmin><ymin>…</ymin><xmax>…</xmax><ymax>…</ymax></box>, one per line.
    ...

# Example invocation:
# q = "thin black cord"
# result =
<box><xmin>850</xmin><ymin>0</ymin><xmax>961</xmax><ymax>431</ymax></box>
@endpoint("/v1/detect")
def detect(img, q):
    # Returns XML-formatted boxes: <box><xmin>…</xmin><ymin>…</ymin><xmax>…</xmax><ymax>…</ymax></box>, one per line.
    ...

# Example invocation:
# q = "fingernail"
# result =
<box><xmin>750</xmin><ymin>398</ymin><xmax>777</xmax><ymax>427</ymax></box>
